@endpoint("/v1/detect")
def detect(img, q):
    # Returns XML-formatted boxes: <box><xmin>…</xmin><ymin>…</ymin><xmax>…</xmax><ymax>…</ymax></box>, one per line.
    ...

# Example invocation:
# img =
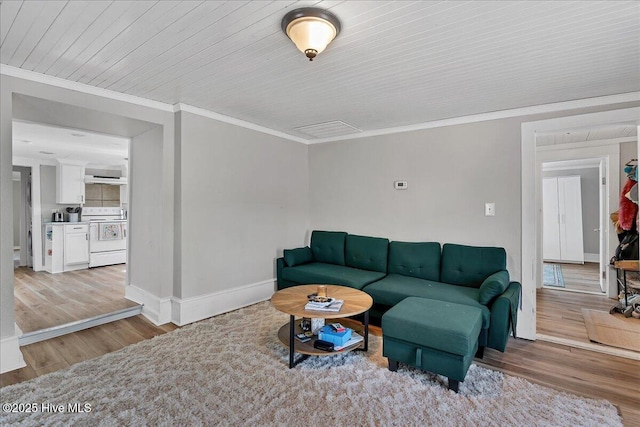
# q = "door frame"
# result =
<box><xmin>538</xmin><ymin>153</ymin><xmax>617</xmax><ymax>294</ymax></box>
<box><xmin>519</xmin><ymin>107</ymin><xmax>639</xmax><ymax>340</ymax></box>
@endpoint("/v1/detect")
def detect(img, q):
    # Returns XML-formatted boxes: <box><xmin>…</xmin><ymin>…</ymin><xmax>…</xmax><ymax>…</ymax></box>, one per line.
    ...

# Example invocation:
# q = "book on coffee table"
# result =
<box><xmin>334</xmin><ymin>332</ymin><xmax>364</xmax><ymax>351</ymax></box>
<box><xmin>304</xmin><ymin>299</ymin><xmax>344</xmax><ymax>312</ymax></box>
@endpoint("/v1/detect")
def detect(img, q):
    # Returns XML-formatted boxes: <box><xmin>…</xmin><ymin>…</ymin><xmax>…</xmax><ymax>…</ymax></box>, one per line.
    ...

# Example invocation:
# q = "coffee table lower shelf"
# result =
<box><xmin>277</xmin><ymin>318</ymin><xmax>367</xmax><ymax>368</ymax></box>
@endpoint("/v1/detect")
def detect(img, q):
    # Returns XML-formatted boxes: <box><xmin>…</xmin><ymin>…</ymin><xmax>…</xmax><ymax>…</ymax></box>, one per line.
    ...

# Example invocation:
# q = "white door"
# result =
<box><xmin>558</xmin><ymin>176</ymin><xmax>585</xmax><ymax>262</ymax></box>
<box><xmin>542</xmin><ymin>176</ymin><xmax>584</xmax><ymax>263</ymax></box>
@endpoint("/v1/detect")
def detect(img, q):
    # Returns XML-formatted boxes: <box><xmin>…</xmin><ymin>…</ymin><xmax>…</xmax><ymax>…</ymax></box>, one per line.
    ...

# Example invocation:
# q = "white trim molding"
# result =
<box><xmin>0</xmin><ymin>65</ymin><xmax>173</xmax><ymax>112</ymax></box>
<box><xmin>584</xmin><ymin>253</ymin><xmax>599</xmax><ymax>263</ymax></box>
<box><xmin>171</xmin><ymin>279</ymin><xmax>275</xmax><ymax>326</ymax></box>
<box><xmin>0</xmin><ymin>324</ymin><xmax>26</xmax><ymax>374</ymax></box>
<box><xmin>125</xmin><ymin>284</ymin><xmax>172</xmax><ymax>326</ymax></box>
<box><xmin>3</xmin><ymin>64</ymin><xmax>638</xmax><ymax>146</ymax></box>
<box><xmin>174</xmin><ymin>103</ymin><xmax>307</xmax><ymax>144</ymax></box>
<box><xmin>311</xmin><ymin>92</ymin><xmax>640</xmax><ymax>144</ymax></box>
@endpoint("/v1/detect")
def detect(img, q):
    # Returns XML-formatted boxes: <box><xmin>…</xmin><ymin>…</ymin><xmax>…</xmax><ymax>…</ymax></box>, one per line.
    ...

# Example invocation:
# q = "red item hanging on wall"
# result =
<box><xmin>619</xmin><ymin>178</ymin><xmax>638</xmax><ymax>231</ymax></box>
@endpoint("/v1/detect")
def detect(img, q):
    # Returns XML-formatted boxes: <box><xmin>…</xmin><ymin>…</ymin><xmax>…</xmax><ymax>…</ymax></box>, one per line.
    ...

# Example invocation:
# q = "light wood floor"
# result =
<box><xmin>544</xmin><ymin>262</ymin><xmax>603</xmax><ymax>293</ymax></box>
<box><xmin>2</xmin><ymin>312</ymin><xmax>638</xmax><ymax>426</ymax></box>
<box><xmin>14</xmin><ymin>265</ymin><xmax>139</xmax><ymax>333</ymax></box>
<box><xmin>0</xmin><ymin>315</ymin><xmax>177</xmax><ymax>387</ymax></box>
<box><xmin>537</xmin><ymin>287</ymin><xmax>617</xmax><ymax>344</ymax></box>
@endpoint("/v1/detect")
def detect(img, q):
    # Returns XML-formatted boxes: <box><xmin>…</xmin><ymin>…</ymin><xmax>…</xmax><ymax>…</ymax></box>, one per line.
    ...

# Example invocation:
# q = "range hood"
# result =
<box><xmin>84</xmin><ymin>175</ymin><xmax>128</xmax><ymax>185</ymax></box>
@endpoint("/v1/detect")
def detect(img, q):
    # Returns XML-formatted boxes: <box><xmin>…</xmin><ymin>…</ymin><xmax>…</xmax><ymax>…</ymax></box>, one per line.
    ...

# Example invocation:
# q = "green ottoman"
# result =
<box><xmin>382</xmin><ymin>297</ymin><xmax>483</xmax><ymax>392</ymax></box>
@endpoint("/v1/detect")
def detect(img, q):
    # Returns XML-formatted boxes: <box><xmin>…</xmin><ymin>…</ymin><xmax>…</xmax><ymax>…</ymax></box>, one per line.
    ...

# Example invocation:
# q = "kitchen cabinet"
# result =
<box><xmin>44</xmin><ymin>223</ymin><xmax>90</xmax><ymax>273</ymax></box>
<box><xmin>543</xmin><ymin>176</ymin><xmax>584</xmax><ymax>263</ymax></box>
<box><xmin>64</xmin><ymin>224</ymin><xmax>89</xmax><ymax>270</ymax></box>
<box><xmin>57</xmin><ymin>163</ymin><xmax>85</xmax><ymax>204</ymax></box>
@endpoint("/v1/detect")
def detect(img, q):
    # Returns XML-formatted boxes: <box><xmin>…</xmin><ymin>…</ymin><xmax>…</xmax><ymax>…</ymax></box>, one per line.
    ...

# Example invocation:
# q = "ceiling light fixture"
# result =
<box><xmin>281</xmin><ymin>7</ymin><xmax>341</xmax><ymax>61</ymax></box>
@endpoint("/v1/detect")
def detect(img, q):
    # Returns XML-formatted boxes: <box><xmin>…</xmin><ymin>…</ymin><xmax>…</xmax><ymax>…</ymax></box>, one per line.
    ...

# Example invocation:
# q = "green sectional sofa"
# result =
<box><xmin>276</xmin><ymin>230</ymin><xmax>521</xmax><ymax>353</ymax></box>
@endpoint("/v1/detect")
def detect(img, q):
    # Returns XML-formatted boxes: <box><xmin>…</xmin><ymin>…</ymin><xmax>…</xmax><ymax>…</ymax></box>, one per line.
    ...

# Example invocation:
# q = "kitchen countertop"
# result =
<box><xmin>46</xmin><ymin>222</ymin><xmax>91</xmax><ymax>225</ymax></box>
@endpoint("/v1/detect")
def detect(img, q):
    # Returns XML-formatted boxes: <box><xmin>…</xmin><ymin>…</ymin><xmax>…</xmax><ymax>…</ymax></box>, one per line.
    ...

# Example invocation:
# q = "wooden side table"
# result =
<box><xmin>271</xmin><ymin>284</ymin><xmax>373</xmax><ymax>368</ymax></box>
<box><xmin>611</xmin><ymin>260</ymin><xmax>639</xmax><ymax>307</ymax></box>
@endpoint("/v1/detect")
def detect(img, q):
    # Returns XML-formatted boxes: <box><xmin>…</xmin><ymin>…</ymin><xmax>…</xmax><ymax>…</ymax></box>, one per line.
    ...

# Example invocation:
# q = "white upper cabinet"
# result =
<box><xmin>56</xmin><ymin>161</ymin><xmax>86</xmax><ymax>204</ymax></box>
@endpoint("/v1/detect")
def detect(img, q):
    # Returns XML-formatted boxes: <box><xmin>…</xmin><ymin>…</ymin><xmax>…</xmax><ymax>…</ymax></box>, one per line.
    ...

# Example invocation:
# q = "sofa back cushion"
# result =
<box><xmin>441</xmin><ymin>243</ymin><xmax>506</xmax><ymax>288</ymax></box>
<box><xmin>283</xmin><ymin>246</ymin><xmax>314</xmax><ymax>267</ymax></box>
<box><xmin>310</xmin><ymin>231</ymin><xmax>347</xmax><ymax>265</ymax></box>
<box><xmin>387</xmin><ymin>241</ymin><xmax>441</xmax><ymax>281</ymax></box>
<box><xmin>345</xmin><ymin>234</ymin><xmax>389</xmax><ymax>273</ymax></box>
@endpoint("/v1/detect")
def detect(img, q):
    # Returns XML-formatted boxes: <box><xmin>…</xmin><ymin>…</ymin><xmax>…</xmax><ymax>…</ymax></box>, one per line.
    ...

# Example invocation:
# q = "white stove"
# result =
<box><xmin>81</xmin><ymin>207</ymin><xmax>127</xmax><ymax>267</ymax></box>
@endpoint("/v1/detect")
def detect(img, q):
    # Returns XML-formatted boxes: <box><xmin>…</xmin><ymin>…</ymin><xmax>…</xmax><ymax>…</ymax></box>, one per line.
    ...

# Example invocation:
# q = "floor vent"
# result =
<box><xmin>294</xmin><ymin>120</ymin><xmax>362</xmax><ymax>139</ymax></box>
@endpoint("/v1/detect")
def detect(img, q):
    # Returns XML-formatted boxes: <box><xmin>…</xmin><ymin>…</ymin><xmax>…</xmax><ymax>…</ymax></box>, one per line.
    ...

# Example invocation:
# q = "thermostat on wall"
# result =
<box><xmin>394</xmin><ymin>181</ymin><xmax>408</xmax><ymax>190</ymax></box>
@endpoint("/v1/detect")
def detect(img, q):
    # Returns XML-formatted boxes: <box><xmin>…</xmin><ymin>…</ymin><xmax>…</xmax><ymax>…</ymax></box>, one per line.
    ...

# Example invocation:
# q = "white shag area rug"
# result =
<box><xmin>0</xmin><ymin>301</ymin><xmax>622</xmax><ymax>427</ymax></box>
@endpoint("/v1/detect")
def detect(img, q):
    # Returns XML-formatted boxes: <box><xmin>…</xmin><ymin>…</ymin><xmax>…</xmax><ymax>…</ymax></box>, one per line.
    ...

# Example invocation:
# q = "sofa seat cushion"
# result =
<box><xmin>281</xmin><ymin>262</ymin><xmax>386</xmax><ymax>290</ymax></box>
<box><xmin>364</xmin><ymin>274</ymin><xmax>490</xmax><ymax>328</ymax></box>
<box><xmin>382</xmin><ymin>297</ymin><xmax>483</xmax><ymax>356</ymax></box>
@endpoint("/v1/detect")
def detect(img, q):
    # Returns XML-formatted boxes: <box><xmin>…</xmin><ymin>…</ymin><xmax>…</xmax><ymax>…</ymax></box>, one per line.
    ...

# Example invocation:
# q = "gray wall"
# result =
<box><xmin>309</xmin><ymin>119</ymin><xmax>522</xmax><ymax>277</ymax></box>
<box><xmin>178</xmin><ymin>112</ymin><xmax>309</xmax><ymax>298</ymax></box>
<box><xmin>543</xmin><ymin>168</ymin><xmax>599</xmax><ymax>255</ymax></box>
<box><xmin>12</xmin><ymin>179</ymin><xmax>20</xmax><ymax>247</ymax></box>
<box><xmin>129</xmin><ymin>126</ymin><xmax>164</xmax><ymax>296</ymax></box>
<box><xmin>309</xmin><ymin>105</ymin><xmax>639</xmax><ymax>282</ymax></box>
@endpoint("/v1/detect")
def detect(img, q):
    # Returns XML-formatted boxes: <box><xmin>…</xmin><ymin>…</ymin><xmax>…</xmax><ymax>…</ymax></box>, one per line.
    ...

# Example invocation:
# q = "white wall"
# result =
<box><xmin>178</xmin><ymin>112</ymin><xmax>309</xmax><ymax>299</ymax></box>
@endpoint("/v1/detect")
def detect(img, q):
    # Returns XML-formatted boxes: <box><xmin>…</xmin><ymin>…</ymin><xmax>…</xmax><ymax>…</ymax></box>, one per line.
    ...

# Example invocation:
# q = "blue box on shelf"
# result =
<box><xmin>318</xmin><ymin>325</ymin><xmax>352</xmax><ymax>346</ymax></box>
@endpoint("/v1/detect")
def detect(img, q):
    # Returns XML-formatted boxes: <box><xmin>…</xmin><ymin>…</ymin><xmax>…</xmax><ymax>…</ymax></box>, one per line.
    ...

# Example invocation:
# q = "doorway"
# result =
<box><xmin>519</xmin><ymin>107</ymin><xmax>639</xmax><ymax>342</ymax></box>
<box><xmin>10</xmin><ymin>94</ymin><xmax>160</xmax><ymax>345</ymax></box>
<box><xmin>541</xmin><ymin>158</ymin><xmax>607</xmax><ymax>295</ymax></box>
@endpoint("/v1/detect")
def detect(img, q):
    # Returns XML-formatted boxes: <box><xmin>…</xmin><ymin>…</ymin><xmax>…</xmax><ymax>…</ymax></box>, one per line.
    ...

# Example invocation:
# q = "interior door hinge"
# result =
<box><xmin>602</xmin><ymin>177</ymin><xmax>606</xmax><ymax>185</ymax></box>
<box><xmin>602</xmin><ymin>271</ymin><xmax>606</xmax><ymax>279</ymax></box>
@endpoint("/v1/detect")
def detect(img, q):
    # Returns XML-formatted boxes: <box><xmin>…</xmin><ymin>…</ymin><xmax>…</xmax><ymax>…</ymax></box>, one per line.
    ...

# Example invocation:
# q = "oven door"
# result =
<box><xmin>89</xmin><ymin>222</ymin><xmax>127</xmax><ymax>253</ymax></box>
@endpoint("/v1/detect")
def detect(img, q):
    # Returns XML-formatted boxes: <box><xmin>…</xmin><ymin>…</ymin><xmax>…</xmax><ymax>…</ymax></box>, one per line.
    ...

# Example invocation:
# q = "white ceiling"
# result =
<box><xmin>536</xmin><ymin>124</ymin><xmax>638</xmax><ymax>146</ymax></box>
<box><xmin>1</xmin><ymin>1</ymin><xmax>639</xmax><ymax>140</ymax></box>
<box><xmin>12</xmin><ymin>121</ymin><xmax>129</xmax><ymax>169</ymax></box>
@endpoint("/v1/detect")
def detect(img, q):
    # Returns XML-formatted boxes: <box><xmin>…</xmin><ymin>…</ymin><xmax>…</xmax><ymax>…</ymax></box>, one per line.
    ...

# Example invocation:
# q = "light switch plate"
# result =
<box><xmin>485</xmin><ymin>202</ymin><xmax>496</xmax><ymax>216</ymax></box>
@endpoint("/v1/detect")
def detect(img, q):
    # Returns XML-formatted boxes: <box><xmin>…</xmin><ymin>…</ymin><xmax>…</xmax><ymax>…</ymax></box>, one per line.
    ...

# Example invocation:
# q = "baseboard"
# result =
<box><xmin>171</xmin><ymin>279</ymin><xmax>275</xmax><ymax>326</ymax></box>
<box><xmin>583</xmin><ymin>253</ymin><xmax>599</xmax><ymax>263</ymax></box>
<box><xmin>19</xmin><ymin>305</ymin><xmax>142</xmax><ymax>346</ymax></box>
<box><xmin>0</xmin><ymin>324</ymin><xmax>26</xmax><ymax>373</ymax></box>
<box><xmin>125</xmin><ymin>284</ymin><xmax>172</xmax><ymax>326</ymax></box>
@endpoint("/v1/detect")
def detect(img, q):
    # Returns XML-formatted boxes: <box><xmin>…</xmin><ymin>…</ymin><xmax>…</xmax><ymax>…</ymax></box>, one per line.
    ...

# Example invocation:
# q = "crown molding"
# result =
<box><xmin>0</xmin><ymin>64</ymin><xmax>174</xmax><ymax>112</ymax></box>
<box><xmin>173</xmin><ymin>103</ymin><xmax>307</xmax><ymax>144</ymax></box>
<box><xmin>2</xmin><ymin>64</ymin><xmax>638</xmax><ymax>146</ymax></box>
<box><xmin>308</xmin><ymin>92</ymin><xmax>640</xmax><ymax>144</ymax></box>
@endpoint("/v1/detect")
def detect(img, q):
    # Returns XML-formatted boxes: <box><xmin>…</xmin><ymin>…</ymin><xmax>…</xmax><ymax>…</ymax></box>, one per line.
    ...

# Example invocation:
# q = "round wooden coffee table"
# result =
<box><xmin>271</xmin><ymin>284</ymin><xmax>373</xmax><ymax>368</ymax></box>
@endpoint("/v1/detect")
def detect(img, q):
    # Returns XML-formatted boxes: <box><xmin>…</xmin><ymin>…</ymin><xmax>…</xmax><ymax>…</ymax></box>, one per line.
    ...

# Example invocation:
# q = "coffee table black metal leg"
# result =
<box><xmin>289</xmin><ymin>315</ymin><xmax>295</xmax><ymax>369</ymax></box>
<box><xmin>363</xmin><ymin>310</ymin><xmax>369</xmax><ymax>352</ymax></box>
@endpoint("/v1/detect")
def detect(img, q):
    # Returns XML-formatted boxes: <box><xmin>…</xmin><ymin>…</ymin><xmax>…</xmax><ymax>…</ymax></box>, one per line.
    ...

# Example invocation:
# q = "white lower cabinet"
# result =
<box><xmin>64</xmin><ymin>224</ymin><xmax>89</xmax><ymax>271</ymax></box>
<box><xmin>44</xmin><ymin>224</ymin><xmax>89</xmax><ymax>273</ymax></box>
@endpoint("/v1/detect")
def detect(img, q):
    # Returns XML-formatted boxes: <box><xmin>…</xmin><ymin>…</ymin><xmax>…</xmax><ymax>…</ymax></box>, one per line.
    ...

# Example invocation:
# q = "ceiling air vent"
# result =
<box><xmin>294</xmin><ymin>120</ymin><xmax>361</xmax><ymax>139</ymax></box>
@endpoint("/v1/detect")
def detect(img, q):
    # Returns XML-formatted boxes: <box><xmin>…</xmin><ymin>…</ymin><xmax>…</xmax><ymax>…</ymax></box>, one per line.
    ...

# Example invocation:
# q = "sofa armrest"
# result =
<box><xmin>487</xmin><ymin>281</ymin><xmax>521</xmax><ymax>352</ymax></box>
<box><xmin>276</xmin><ymin>257</ymin><xmax>286</xmax><ymax>290</ymax></box>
